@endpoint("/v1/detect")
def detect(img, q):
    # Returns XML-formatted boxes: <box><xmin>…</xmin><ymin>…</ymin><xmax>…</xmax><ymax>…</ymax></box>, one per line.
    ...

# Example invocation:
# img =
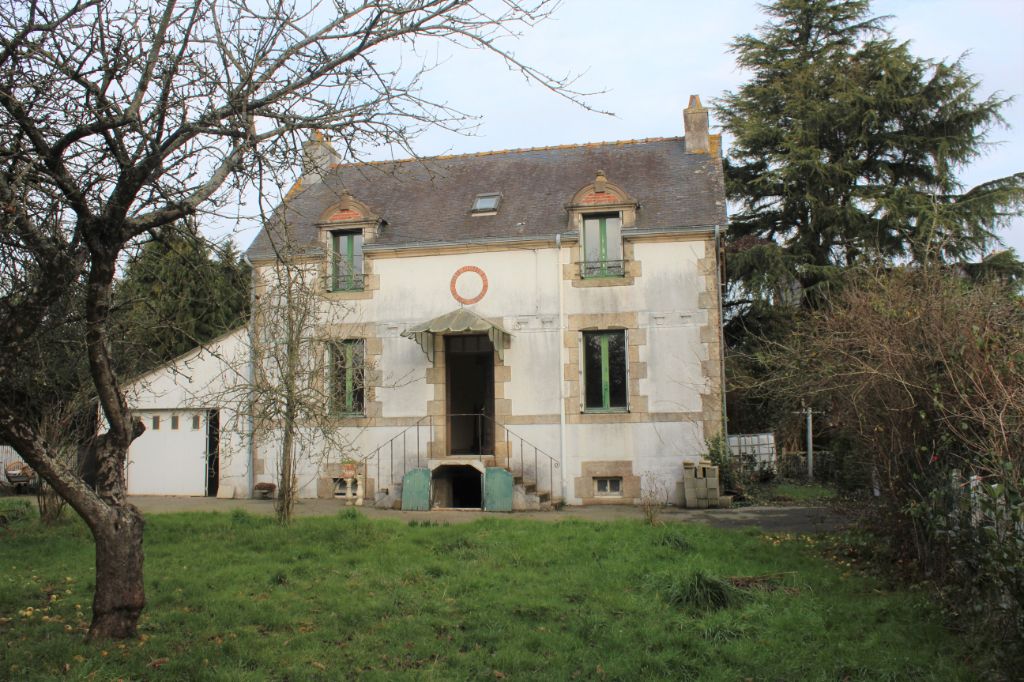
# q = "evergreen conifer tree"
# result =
<box><xmin>114</xmin><ymin>227</ymin><xmax>250</xmax><ymax>376</ymax></box>
<box><xmin>717</xmin><ymin>0</ymin><xmax>1023</xmax><ymax>323</ymax></box>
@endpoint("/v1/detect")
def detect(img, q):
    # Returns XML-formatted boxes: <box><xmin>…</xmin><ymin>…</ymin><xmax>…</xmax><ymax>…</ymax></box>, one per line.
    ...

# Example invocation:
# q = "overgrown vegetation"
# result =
<box><xmin>113</xmin><ymin>224</ymin><xmax>250</xmax><ymax>378</ymax></box>
<box><xmin>745</xmin><ymin>267</ymin><xmax>1023</xmax><ymax>672</ymax></box>
<box><xmin>0</xmin><ymin>506</ymin><xmax>972</xmax><ymax>679</ymax></box>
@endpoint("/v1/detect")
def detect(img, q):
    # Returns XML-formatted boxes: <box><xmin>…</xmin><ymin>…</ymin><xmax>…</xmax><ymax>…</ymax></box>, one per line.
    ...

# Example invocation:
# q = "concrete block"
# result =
<box><xmin>216</xmin><ymin>485</ymin><xmax>235</xmax><ymax>499</ymax></box>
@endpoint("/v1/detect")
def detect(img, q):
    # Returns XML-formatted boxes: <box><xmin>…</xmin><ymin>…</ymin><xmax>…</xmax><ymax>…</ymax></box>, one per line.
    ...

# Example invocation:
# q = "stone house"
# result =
<box><xmin>124</xmin><ymin>96</ymin><xmax>727</xmax><ymax>510</ymax></box>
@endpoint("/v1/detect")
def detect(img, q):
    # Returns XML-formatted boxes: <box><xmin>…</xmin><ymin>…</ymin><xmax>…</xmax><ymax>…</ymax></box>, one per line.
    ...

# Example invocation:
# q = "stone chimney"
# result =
<box><xmin>301</xmin><ymin>132</ymin><xmax>341</xmax><ymax>182</ymax></box>
<box><xmin>684</xmin><ymin>95</ymin><xmax>710</xmax><ymax>155</ymax></box>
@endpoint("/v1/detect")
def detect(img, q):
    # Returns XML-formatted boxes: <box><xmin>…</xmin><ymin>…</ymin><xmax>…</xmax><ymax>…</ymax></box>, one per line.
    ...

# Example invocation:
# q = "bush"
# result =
<box><xmin>750</xmin><ymin>267</ymin><xmax>1024</xmax><ymax>672</ymax></box>
<box><xmin>653</xmin><ymin>570</ymin><xmax>742</xmax><ymax>613</ymax></box>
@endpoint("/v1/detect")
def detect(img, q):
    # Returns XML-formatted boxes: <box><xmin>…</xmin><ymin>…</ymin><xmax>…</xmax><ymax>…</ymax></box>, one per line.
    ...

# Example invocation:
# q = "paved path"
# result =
<box><xmin>129</xmin><ymin>496</ymin><xmax>845</xmax><ymax>534</ymax></box>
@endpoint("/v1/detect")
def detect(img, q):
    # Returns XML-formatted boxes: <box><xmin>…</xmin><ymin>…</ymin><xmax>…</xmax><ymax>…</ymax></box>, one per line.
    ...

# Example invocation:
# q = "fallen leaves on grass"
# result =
<box><xmin>728</xmin><ymin>572</ymin><xmax>799</xmax><ymax>595</ymax></box>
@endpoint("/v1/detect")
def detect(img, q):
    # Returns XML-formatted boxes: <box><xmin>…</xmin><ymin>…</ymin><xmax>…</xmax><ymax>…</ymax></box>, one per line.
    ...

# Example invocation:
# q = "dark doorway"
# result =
<box><xmin>445</xmin><ymin>334</ymin><xmax>495</xmax><ymax>455</ymax></box>
<box><xmin>431</xmin><ymin>465</ymin><xmax>482</xmax><ymax>508</ymax></box>
<box><xmin>206</xmin><ymin>409</ymin><xmax>220</xmax><ymax>497</ymax></box>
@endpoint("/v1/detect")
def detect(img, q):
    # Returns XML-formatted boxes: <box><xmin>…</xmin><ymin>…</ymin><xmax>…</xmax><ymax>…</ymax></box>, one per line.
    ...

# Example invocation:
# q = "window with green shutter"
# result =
<box><xmin>329</xmin><ymin>339</ymin><xmax>365</xmax><ymax>415</ymax></box>
<box><xmin>582</xmin><ymin>330</ymin><xmax>628</xmax><ymax>411</ymax></box>
<box><xmin>581</xmin><ymin>213</ymin><xmax>624</xmax><ymax>278</ymax></box>
<box><xmin>330</xmin><ymin>230</ymin><xmax>364</xmax><ymax>291</ymax></box>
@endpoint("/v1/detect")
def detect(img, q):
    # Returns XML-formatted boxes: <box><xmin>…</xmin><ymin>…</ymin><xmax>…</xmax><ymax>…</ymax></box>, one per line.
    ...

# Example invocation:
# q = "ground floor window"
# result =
<box><xmin>594</xmin><ymin>476</ymin><xmax>623</xmax><ymax>496</ymax></box>
<box><xmin>583</xmin><ymin>330</ymin><xmax>627</xmax><ymax>411</ymax></box>
<box><xmin>329</xmin><ymin>339</ymin><xmax>365</xmax><ymax>415</ymax></box>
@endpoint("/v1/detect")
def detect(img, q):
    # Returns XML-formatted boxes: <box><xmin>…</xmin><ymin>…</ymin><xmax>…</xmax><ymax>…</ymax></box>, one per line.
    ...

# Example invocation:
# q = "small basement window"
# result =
<box><xmin>595</xmin><ymin>477</ymin><xmax>622</xmax><ymax>497</ymax></box>
<box><xmin>471</xmin><ymin>193</ymin><xmax>501</xmax><ymax>213</ymax></box>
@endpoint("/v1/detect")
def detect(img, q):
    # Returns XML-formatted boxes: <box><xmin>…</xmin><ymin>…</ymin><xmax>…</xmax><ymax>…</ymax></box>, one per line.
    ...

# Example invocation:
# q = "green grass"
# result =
<box><xmin>0</xmin><ymin>501</ymin><xmax>969</xmax><ymax>680</ymax></box>
<box><xmin>745</xmin><ymin>481</ymin><xmax>838</xmax><ymax>505</ymax></box>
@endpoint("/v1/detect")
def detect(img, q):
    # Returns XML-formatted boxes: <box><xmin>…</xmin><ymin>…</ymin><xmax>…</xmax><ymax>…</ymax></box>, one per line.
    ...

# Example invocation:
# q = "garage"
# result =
<box><xmin>126</xmin><ymin>410</ymin><xmax>218</xmax><ymax>496</ymax></box>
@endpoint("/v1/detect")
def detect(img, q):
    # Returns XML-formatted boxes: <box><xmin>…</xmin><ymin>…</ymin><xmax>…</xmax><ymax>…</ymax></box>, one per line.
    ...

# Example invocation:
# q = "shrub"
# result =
<box><xmin>654</xmin><ymin>570</ymin><xmax>742</xmax><ymax>613</ymax></box>
<box><xmin>749</xmin><ymin>267</ymin><xmax>1024</xmax><ymax>671</ymax></box>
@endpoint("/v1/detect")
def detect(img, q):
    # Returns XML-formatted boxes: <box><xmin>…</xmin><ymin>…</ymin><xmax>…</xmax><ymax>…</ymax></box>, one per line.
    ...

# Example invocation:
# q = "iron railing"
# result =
<box><xmin>326</xmin><ymin>271</ymin><xmax>367</xmax><ymax>292</ymax></box>
<box><xmin>354</xmin><ymin>413</ymin><xmax>562</xmax><ymax>505</ymax></box>
<box><xmin>578</xmin><ymin>260</ymin><xmax>626</xmax><ymax>278</ymax></box>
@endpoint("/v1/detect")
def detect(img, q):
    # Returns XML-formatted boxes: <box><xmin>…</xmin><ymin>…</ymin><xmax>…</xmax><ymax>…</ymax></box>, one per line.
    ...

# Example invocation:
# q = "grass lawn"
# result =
<box><xmin>741</xmin><ymin>481</ymin><xmax>838</xmax><ymax>506</ymax></box>
<box><xmin>0</xmin><ymin>498</ymin><xmax>969</xmax><ymax>680</ymax></box>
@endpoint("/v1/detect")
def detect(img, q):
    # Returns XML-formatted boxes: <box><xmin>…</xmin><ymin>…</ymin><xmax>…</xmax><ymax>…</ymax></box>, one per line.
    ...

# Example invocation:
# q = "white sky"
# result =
<box><xmin>224</xmin><ymin>0</ymin><xmax>1024</xmax><ymax>256</ymax></box>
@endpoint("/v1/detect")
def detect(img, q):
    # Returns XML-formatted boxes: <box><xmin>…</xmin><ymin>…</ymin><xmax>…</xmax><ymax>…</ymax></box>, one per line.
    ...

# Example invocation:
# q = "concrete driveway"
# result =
<box><xmin>128</xmin><ymin>496</ymin><xmax>846</xmax><ymax>534</ymax></box>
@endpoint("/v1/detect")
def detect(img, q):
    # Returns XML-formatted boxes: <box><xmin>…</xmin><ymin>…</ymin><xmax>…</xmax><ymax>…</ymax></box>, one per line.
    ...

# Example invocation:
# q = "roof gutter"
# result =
<box><xmin>714</xmin><ymin>224</ymin><xmax>728</xmax><ymax>442</ymax></box>
<box><xmin>359</xmin><ymin>224</ymin><xmax>723</xmax><ymax>255</ymax></box>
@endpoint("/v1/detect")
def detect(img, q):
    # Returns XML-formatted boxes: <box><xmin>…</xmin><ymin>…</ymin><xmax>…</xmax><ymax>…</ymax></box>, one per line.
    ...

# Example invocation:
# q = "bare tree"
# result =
<box><xmin>0</xmin><ymin>0</ymin><xmax>591</xmax><ymax>639</ymax></box>
<box><xmin>243</xmin><ymin>217</ymin><xmax>371</xmax><ymax>524</ymax></box>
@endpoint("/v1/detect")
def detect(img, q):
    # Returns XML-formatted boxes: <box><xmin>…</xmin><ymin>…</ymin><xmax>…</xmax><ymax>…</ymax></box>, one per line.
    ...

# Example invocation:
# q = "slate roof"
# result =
<box><xmin>245</xmin><ymin>137</ymin><xmax>726</xmax><ymax>259</ymax></box>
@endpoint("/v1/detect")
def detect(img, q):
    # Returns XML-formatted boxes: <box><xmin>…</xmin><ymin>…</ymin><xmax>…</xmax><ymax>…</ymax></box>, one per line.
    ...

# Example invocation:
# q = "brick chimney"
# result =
<box><xmin>684</xmin><ymin>95</ymin><xmax>710</xmax><ymax>155</ymax></box>
<box><xmin>301</xmin><ymin>132</ymin><xmax>341</xmax><ymax>182</ymax></box>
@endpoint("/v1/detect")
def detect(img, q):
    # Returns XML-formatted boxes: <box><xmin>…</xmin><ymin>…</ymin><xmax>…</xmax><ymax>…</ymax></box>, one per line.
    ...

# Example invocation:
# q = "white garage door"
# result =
<box><xmin>127</xmin><ymin>411</ymin><xmax>208</xmax><ymax>496</ymax></box>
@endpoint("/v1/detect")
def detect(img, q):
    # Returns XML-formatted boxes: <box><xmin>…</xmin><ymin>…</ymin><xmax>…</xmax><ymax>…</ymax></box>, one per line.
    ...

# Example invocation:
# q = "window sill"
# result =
<box><xmin>580</xmin><ymin>274</ymin><xmax>626</xmax><ymax>281</ymax></box>
<box><xmin>582</xmin><ymin>407</ymin><xmax>628</xmax><ymax>414</ymax></box>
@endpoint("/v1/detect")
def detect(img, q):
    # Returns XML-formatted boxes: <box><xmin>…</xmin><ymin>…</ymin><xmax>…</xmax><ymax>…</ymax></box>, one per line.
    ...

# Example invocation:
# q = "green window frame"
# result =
<box><xmin>581</xmin><ymin>213</ymin><xmax>624</xmax><ymax>278</ymax></box>
<box><xmin>329</xmin><ymin>339</ymin><xmax>365</xmax><ymax>415</ymax></box>
<box><xmin>582</xmin><ymin>330</ymin><xmax>628</xmax><ymax>411</ymax></box>
<box><xmin>330</xmin><ymin>230</ymin><xmax>364</xmax><ymax>291</ymax></box>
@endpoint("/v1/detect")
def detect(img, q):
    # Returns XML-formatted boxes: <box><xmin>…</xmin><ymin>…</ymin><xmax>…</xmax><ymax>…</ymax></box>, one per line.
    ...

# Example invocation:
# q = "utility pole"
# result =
<box><xmin>805</xmin><ymin>406</ymin><xmax>814</xmax><ymax>482</ymax></box>
<box><xmin>794</xmin><ymin>403</ymin><xmax>818</xmax><ymax>482</ymax></box>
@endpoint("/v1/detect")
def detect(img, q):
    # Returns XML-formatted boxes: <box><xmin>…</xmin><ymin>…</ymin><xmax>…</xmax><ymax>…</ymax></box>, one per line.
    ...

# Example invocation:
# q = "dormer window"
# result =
<box><xmin>318</xmin><ymin>192</ymin><xmax>378</xmax><ymax>295</ymax></box>
<box><xmin>471</xmin><ymin>193</ymin><xmax>501</xmax><ymax>214</ymax></box>
<box><xmin>330</xmin><ymin>230</ymin><xmax>364</xmax><ymax>292</ymax></box>
<box><xmin>566</xmin><ymin>171</ymin><xmax>638</xmax><ymax>282</ymax></box>
<box><xmin>581</xmin><ymin>213</ymin><xmax>624</xmax><ymax>278</ymax></box>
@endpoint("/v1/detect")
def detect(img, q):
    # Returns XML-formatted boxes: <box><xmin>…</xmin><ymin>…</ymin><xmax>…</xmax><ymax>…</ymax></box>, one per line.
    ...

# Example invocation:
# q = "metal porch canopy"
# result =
<box><xmin>401</xmin><ymin>308</ymin><xmax>512</xmax><ymax>362</ymax></box>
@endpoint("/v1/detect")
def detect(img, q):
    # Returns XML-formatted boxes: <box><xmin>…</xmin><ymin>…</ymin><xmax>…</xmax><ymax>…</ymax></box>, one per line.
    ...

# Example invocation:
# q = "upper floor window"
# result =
<box><xmin>329</xmin><ymin>339</ymin><xmax>365</xmax><ymax>415</ymax></box>
<box><xmin>583</xmin><ymin>330</ymin><xmax>627</xmax><ymax>411</ymax></box>
<box><xmin>581</xmin><ymin>213</ymin><xmax>624</xmax><ymax>278</ymax></box>
<box><xmin>330</xmin><ymin>230</ymin><xmax>364</xmax><ymax>292</ymax></box>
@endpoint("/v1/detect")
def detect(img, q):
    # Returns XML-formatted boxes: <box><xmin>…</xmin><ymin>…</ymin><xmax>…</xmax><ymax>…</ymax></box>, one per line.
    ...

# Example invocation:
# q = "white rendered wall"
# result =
<box><xmin>124</xmin><ymin>329</ymin><xmax>250</xmax><ymax>497</ymax></box>
<box><xmin>215</xmin><ymin>235</ymin><xmax>719</xmax><ymax>502</ymax></box>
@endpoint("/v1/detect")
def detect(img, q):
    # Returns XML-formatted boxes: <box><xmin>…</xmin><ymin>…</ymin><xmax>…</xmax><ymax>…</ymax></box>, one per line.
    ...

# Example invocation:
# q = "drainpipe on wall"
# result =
<box><xmin>555</xmin><ymin>233</ymin><xmax>568</xmax><ymax>499</ymax></box>
<box><xmin>714</xmin><ymin>225</ymin><xmax>728</xmax><ymax>442</ymax></box>
<box><xmin>243</xmin><ymin>254</ymin><xmax>257</xmax><ymax>498</ymax></box>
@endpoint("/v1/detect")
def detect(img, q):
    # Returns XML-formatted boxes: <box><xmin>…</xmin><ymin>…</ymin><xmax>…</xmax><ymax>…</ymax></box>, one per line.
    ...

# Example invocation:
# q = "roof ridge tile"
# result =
<box><xmin>327</xmin><ymin>136</ymin><xmax>684</xmax><ymax>170</ymax></box>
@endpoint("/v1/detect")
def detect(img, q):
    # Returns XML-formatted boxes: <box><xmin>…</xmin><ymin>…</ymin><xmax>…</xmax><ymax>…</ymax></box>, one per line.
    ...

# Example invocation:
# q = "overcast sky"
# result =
<box><xmin>227</xmin><ymin>0</ymin><xmax>1024</xmax><ymax>256</ymax></box>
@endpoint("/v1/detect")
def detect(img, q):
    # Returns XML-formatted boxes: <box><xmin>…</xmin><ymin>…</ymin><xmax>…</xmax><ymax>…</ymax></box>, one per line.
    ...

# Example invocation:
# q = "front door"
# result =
<box><xmin>445</xmin><ymin>334</ymin><xmax>495</xmax><ymax>456</ymax></box>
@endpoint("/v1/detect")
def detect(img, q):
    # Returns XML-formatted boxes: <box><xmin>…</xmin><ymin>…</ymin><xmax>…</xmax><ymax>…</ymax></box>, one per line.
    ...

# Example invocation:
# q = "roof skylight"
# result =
<box><xmin>471</xmin><ymin>193</ymin><xmax>501</xmax><ymax>213</ymax></box>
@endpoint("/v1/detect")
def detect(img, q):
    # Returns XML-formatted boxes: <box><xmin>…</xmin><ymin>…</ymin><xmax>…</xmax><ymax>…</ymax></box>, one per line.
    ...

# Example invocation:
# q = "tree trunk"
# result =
<box><xmin>88</xmin><ymin>504</ymin><xmax>145</xmax><ymax>640</ymax></box>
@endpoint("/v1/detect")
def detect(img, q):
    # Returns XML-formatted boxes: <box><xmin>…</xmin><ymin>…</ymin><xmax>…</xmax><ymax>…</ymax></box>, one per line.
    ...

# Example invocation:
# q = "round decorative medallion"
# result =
<box><xmin>450</xmin><ymin>265</ymin><xmax>488</xmax><ymax>305</ymax></box>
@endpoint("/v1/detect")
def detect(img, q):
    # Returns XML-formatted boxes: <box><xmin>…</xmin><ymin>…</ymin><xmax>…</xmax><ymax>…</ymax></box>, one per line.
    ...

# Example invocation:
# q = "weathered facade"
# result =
<box><xmin>126</xmin><ymin>96</ymin><xmax>727</xmax><ymax>509</ymax></box>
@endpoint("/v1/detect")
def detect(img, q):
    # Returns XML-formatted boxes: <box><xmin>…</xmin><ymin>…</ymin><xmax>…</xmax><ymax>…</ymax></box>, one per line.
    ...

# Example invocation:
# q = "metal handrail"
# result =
<box><xmin>352</xmin><ymin>412</ymin><xmax>563</xmax><ymax>504</ymax></box>
<box><xmin>355</xmin><ymin>416</ymin><xmax>433</xmax><ymax>499</ymax></box>
<box><xmin>447</xmin><ymin>412</ymin><xmax>562</xmax><ymax>503</ymax></box>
